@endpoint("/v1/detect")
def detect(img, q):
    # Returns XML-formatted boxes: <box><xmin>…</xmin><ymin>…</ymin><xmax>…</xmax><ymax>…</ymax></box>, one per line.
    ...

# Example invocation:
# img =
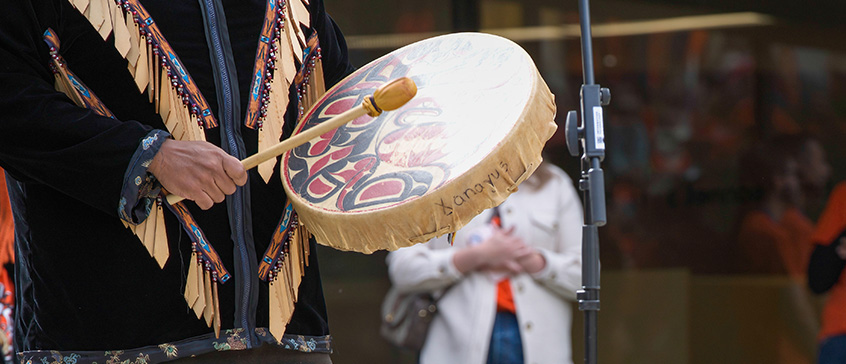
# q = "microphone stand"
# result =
<box><xmin>564</xmin><ymin>0</ymin><xmax>610</xmax><ymax>363</ymax></box>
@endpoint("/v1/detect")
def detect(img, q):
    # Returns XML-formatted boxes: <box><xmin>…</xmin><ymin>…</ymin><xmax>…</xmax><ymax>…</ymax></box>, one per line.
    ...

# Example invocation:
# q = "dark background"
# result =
<box><xmin>319</xmin><ymin>1</ymin><xmax>846</xmax><ymax>362</ymax></box>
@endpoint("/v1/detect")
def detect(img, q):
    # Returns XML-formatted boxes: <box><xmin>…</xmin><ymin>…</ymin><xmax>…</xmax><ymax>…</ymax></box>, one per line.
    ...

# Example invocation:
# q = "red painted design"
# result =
<box><xmin>379</xmin><ymin>124</ymin><xmax>450</xmax><ymax>167</ymax></box>
<box><xmin>324</xmin><ymin>97</ymin><xmax>356</xmax><ymax>115</ymax></box>
<box><xmin>360</xmin><ymin>180</ymin><xmax>403</xmax><ymax>201</ymax></box>
<box><xmin>307</xmin><ymin>177</ymin><xmax>333</xmax><ymax>195</ymax></box>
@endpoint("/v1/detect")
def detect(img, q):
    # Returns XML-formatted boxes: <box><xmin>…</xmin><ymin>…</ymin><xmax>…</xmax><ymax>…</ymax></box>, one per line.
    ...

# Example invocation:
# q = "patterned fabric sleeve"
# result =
<box><xmin>118</xmin><ymin>129</ymin><xmax>171</xmax><ymax>225</ymax></box>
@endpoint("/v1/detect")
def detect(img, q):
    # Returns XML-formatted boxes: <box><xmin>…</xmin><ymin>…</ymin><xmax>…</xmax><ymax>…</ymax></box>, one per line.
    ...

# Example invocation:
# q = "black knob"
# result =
<box><xmin>600</xmin><ymin>88</ymin><xmax>611</xmax><ymax>106</ymax></box>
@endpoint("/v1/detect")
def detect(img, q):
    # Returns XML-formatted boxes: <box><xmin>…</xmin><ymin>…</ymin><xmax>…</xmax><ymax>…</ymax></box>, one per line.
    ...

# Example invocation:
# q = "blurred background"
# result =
<box><xmin>317</xmin><ymin>0</ymin><xmax>846</xmax><ymax>363</ymax></box>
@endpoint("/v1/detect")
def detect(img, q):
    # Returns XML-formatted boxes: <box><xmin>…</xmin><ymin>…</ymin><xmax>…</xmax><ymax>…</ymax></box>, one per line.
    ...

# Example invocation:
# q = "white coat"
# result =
<box><xmin>387</xmin><ymin>163</ymin><xmax>583</xmax><ymax>364</ymax></box>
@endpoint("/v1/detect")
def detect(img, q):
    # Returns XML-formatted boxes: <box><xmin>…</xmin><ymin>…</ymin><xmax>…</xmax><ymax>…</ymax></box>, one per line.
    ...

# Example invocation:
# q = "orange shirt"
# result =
<box><xmin>0</xmin><ymin>171</ymin><xmax>13</xmax><ymax>268</ymax></box>
<box><xmin>490</xmin><ymin>209</ymin><xmax>516</xmax><ymax>314</ymax></box>
<box><xmin>811</xmin><ymin>182</ymin><xmax>846</xmax><ymax>340</ymax></box>
<box><xmin>496</xmin><ymin>279</ymin><xmax>516</xmax><ymax>313</ymax></box>
<box><xmin>736</xmin><ymin>207</ymin><xmax>813</xmax><ymax>277</ymax></box>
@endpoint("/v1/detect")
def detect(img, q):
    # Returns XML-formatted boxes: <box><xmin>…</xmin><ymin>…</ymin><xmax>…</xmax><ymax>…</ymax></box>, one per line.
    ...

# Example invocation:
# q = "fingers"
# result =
<box><xmin>213</xmin><ymin>168</ymin><xmax>238</xmax><ymax>196</ymax></box>
<box><xmin>152</xmin><ymin>140</ymin><xmax>252</xmax><ymax>210</ymax></box>
<box><xmin>205</xmin><ymin>184</ymin><xmax>227</xmax><ymax>204</ymax></box>
<box><xmin>485</xmin><ymin>258</ymin><xmax>525</xmax><ymax>274</ymax></box>
<box><xmin>503</xmin><ymin>260</ymin><xmax>523</xmax><ymax>274</ymax></box>
<box><xmin>193</xmin><ymin>192</ymin><xmax>215</xmax><ymax>211</ymax></box>
<box><xmin>510</xmin><ymin>245</ymin><xmax>534</xmax><ymax>261</ymax></box>
<box><xmin>222</xmin><ymin>156</ymin><xmax>248</xmax><ymax>186</ymax></box>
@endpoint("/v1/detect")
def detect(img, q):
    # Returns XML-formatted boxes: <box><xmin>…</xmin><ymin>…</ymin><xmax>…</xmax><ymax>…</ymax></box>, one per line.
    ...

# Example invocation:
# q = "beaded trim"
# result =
<box><xmin>167</xmin><ymin>202</ymin><xmax>231</xmax><ymax>283</ymax></box>
<box><xmin>295</xmin><ymin>35</ymin><xmax>323</xmax><ymax>119</ymax></box>
<box><xmin>246</xmin><ymin>0</ymin><xmax>288</xmax><ymax>129</ymax></box>
<box><xmin>43</xmin><ymin>28</ymin><xmax>115</xmax><ymax>118</ymax></box>
<box><xmin>120</xmin><ymin>0</ymin><xmax>217</xmax><ymax>129</ymax></box>
<box><xmin>258</xmin><ymin>202</ymin><xmax>297</xmax><ymax>282</ymax></box>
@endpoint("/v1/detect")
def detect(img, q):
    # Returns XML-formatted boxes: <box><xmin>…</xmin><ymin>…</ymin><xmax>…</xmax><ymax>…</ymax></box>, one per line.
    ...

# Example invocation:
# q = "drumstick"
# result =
<box><xmin>166</xmin><ymin>77</ymin><xmax>417</xmax><ymax>205</ymax></box>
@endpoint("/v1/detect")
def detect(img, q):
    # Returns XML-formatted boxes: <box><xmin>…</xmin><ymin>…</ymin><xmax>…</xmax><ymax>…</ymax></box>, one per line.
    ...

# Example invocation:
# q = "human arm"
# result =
<box><xmin>807</xmin><ymin>182</ymin><xmax>846</xmax><ymax>294</ymax></box>
<box><xmin>0</xmin><ymin>32</ymin><xmax>156</xmax><ymax>218</ymax></box>
<box><xmin>387</xmin><ymin>236</ymin><xmax>464</xmax><ymax>293</ymax></box>
<box><xmin>0</xmin><ymin>2</ymin><xmax>247</xmax><ymax>216</ymax></box>
<box><xmin>526</xmin><ymin>168</ymin><xmax>584</xmax><ymax>300</ymax></box>
<box><xmin>453</xmin><ymin>226</ymin><xmax>535</xmax><ymax>274</ymax></box>
<box><xmin>808</xmin><ymin>234</ymin><xmax>846</xmax><ymax>294</ymax></box>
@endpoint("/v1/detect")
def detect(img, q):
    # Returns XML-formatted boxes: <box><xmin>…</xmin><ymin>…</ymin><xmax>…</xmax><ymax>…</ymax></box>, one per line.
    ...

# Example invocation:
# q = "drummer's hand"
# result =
<box><xmin>148</xmin><ymin>139</ymin><xmax>248</xmax><ymax>210</ymax></box>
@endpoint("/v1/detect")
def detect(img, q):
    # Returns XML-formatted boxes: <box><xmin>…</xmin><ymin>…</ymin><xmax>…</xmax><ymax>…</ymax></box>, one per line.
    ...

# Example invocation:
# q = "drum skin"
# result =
<box><xmin>282</xmin><ymin>32</ymin><xmax>556</xmax><ymax>253</ymax></box>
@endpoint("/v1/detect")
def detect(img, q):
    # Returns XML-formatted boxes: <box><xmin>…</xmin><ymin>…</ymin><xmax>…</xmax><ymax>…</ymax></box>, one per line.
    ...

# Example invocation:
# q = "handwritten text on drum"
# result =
<box><xmin>437</xmin><ymin>161</ymin><xmax>510</xmax><ymax>216</ymax></box>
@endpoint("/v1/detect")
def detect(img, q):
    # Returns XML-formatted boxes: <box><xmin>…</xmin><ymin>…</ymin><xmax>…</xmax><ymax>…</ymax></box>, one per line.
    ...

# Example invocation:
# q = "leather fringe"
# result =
<box><xmin>168</xmin><ymin>201</ymin><xmax>231</xmax><ymax>338</ymax></box>
<box><xmin>65</xmin><ymin>0</ymin><xmax>326</xmax><ymax>340</ymax></box>
<box><xmin>68</xmin><ymin>0</ymin><xmax>218</xmax><ymax>141</ymax></box>
<box><xmin>43</xmin><ymin>28</ymin><xmax>173</xmax><ymax>269</ymax></box>
<box><xmin>259</xmin><ymin>202</ymin><xmax>312</xmax><ymax>342</ymax></box>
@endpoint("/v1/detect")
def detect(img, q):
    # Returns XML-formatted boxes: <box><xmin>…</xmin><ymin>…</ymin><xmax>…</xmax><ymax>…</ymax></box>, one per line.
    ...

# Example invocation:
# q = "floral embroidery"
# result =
<box><xmin>255</xmin><ymin>330</ymin><xmax>331</xmax><ymax>353</ymax></box>
<box><xmin>118</xmin><ymin>130</ymin><xmax>169</xmax><ymax>225</ymax></box>
<box><xmin>64</xmin><ymin>353</ymin><xmax>80</xmax><ymax>364</ymax></box>
<box><xmin>18</xmin><ymin>327</ymin><xmax>332</xmax><ymax>364</ymax></box>
<box><xmin>103</xmin><ymin>351</ymin><xmax>149</xmax><ymax>364</ymax></box>
<box><xmin>212</xmin><ymin>329</ymin><xmax>248</xmax><ymax>351</ymax></box>
<box><xmin>282</xmin><ymin>335</ymin><xmax>316</xmax><ymax>352</ymax></box>
<box><xmin>141</xmin><ymin>134</ymin><xmax>159</xmax><ymax>150</ymax></box>
<box><xmin>104</xmin><ymin>350</ymin><xmax>123</xmax><ymax>364</ymax></box>
<box><xmin>226</xmin><ymin>331</ymin><xmax>248</xmax><ymax>350</ymax></box>
<box><xmin>157</xmin><ymin>344</ymin><xmax>177</xmax><ymax>359</ymax></box>
<box><xmin>131</xmin><ymin>353</ymin><xmax>150</xmax><ymax>364</ymax></box>
<box><xmin>118</xmin><ymin>197</ymin><xmax>129</xmax><ymax>221</ymax></box>
<box><xmin>211</xmin><ymin>342</ymin><xmax>228</xmax><ymax>352</ymax></box>
<box><xmin>32</xmin><ymin>352</ymin><xmax>80</xmax><ymax>364</ymax></box>
<box><xmin>19</xmin><ymin>331</ymin><xmax>331</xmax><ymax>364</ymax></box>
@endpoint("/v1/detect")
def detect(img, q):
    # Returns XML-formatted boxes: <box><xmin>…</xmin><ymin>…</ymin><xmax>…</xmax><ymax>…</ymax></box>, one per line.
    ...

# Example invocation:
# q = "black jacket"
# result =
<box><xmin>0</xmin><ymin>0</ymin><xmax>355</xmax><ymax>361</ymax></box>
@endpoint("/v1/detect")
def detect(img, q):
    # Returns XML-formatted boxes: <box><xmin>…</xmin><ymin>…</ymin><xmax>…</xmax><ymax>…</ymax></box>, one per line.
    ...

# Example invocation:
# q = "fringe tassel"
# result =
<box><xmin>250</xmin><ymin>0</ymin><xmax>315</xmax><ymax>183</ymax></box>
<box><xmin>257</xmin><ymin>64</ymin><xmax>290</xmax><ymax>182</ymax></box>
<box><xmin>167</xmin><ymin>202</ymin><xmax>230</xmax><ymax>337</ymax></box>
<box><xmin>300</xmin><ymin>54</ymin><xmax>325</xmax><ymax>115</ymax></box>
<box><xmin>52</xmin><ymin>3</ymin><xmax>232</xmax><ymax>336</ymax></box>
<box><xmin>259</xmin><ymin>0</ymin><xmax>322</xmax><ymax>340</ymax></box>
<box><xmin>68</xmin><ymin>0</ymin><xmax>217</xmax><ymax>142</ymax></box>
<box><xmin>43</xmin><ymin>29</ymin><xmax>174</xmax><ymax>270</ymax></box>
<box><xmin>267</xmin><ymin>221</ymin><xmax>310</xmax><ymax>342</ymax></box>
<box><xmin>121</xmin><ymin>200</ymin><xmax>169</xmax><ymax>268</ymax></box>
<box><xmin>184</xmin><ymin>252</ymin><xmax>202</xmax><ymax>318</ymax></box>
<box><xmin>181</xmin><ymin>250</ymin><xmax>222</xmax><ymax>337</ymax></box>
<box><xmin>44</xmin><ymin>29</ymin><xmax>115</xmax><ymax>118</ymax></box>
<box><xmin>259</xmin><ymin>202</ymin><xmax>312</xmax><ymax>342</ymax></box>
<box><xmin>64</xmin><ymin>0</ymin><xmax>323</xmax><ymax>339</ymax></box>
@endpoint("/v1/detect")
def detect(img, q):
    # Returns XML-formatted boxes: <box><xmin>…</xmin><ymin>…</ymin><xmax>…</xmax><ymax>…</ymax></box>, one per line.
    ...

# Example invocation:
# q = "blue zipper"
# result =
<box><xmin>200</xmin><ymin>0</ymin><xmax>256</xmax><ymax>347</ymax></box>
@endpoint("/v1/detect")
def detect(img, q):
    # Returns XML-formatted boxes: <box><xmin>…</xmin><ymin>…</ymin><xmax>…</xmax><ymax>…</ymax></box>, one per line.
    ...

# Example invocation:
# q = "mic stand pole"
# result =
<box><xmin>564</xmin><ymin>0</ymin><xmax>610</xmax><ymax>363</ymax></box>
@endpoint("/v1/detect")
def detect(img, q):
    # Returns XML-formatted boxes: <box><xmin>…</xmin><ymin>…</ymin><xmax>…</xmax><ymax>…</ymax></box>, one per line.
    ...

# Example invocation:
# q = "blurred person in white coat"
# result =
<box><xmin>387</xmin><ymin>162</ymin><xmax>583</xmax><ymax>364</ymax></box>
